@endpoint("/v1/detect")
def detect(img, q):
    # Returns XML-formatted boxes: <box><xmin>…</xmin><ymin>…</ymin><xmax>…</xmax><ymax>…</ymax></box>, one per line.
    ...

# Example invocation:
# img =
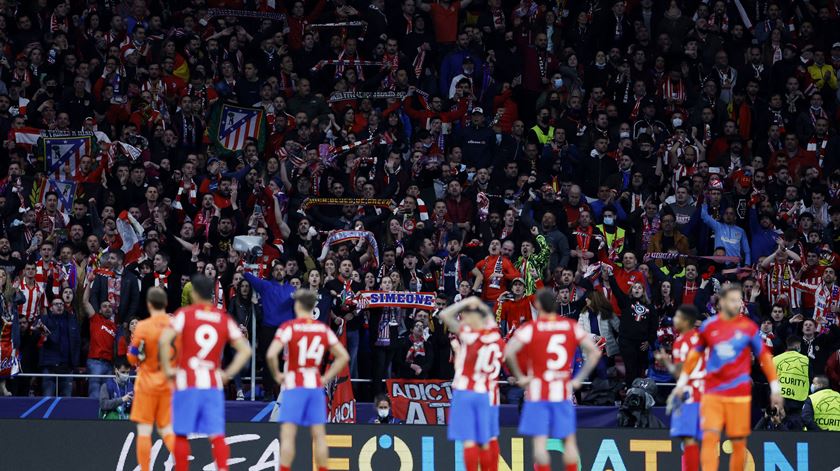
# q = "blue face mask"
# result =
<box><xmin>553</xmin><ymin>78</ymin><xmax>563</xmax><ymax>89</ymax></box>
<box><xmin>603</xmin><ymin>216</ymin><xmax>615</xmax><ymax>225</ymax></box>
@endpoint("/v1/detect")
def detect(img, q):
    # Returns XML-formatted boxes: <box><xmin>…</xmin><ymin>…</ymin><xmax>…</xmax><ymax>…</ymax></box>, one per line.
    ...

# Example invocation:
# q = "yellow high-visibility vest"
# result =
<box><xmin>809</xmin><ymin>388</ymin><xmax>840</xmax><ymax>431</ymax></box>
<box><xmin>530</xmin><ymin>125</ymin><xmax>555</xmax><ymax>144</ymax></box>
<box><xmin>773</xmin><ymin>350</ymin><xmax>810</xmax><ymax>401</ymax></box>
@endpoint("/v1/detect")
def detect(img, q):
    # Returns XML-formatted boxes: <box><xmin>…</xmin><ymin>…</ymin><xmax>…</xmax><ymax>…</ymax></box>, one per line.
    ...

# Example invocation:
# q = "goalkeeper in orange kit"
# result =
<box><xmin>126</xmin><ymin>288</ymin><xmax>176</xmax><ymax>471</ymax></box>
<box><xmin>669</xmin><ymin>286</ymin><xmax>784</xmax><ymax>471</ymax></box>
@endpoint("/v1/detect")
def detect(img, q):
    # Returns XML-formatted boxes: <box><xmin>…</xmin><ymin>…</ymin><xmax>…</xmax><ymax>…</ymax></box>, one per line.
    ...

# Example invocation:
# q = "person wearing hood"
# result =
<box><xmin>749</xmin><ymin>205</ymin><xmax>782</xmax><ymax>260</ymax></box>
<box><xmin>99</xmin><ymin>359</ymin><xmax>134</xmax><ymax>419</ymax></box>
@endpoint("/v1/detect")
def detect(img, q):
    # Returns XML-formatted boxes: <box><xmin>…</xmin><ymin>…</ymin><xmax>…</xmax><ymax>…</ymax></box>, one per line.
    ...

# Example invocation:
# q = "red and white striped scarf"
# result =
<box><xmin>173</xmin><ymin>179</ymin><xmax>197</xmax><ymax>210</ymax></box>
<box><xmin>492</xmin><ymin>7</ymin><xmax>505</xmax><ymax>29</ymax></box>
<box><xmin>403</xmin><ymin>14</ymin><xmax>413</xmax><ymax>33</ymax></box>
<box><xmin>153</xmin><ymin>269</ymin><xmax>171</xmax><ymax>288</ymax></box>
<box><xmin>630</xmin><ymin>95</ymin><xmax>643</xmax><ymax>121</ymax></box>
<box><xmin>405</xmin><ymin>334</ymin><xmax>426</xmax><ymax>362</ymax></box>
<box><xmin>335</xmin><ymin>50</ymin><xmax>365</xmax><ymax>80</ymax></box>
<box><xmin>213</xmin><ymin>279</ymin><xmax>225</xmax><ymax>310</ymax></box>
<box><xmin>50</xmin><ymin>13</ymin><xmax>69</xmax><ymax>33</ymax></box>
<box><xmin>35</xmin><ymin>259</ymin><xmax>61</xmax><ymax>296</ymax></box>
<box><xmin>412</xmin><ymin>48</ymin><xmax>426</xmax><ymax>79</ymax></box>
<box><xmin>381</xmin><ymin>53</ymin><xmax>400</xmax><ymax>89</ymax></box>
<box><xmin>807</xmin><ymin>135</ymin><xmax>829</xmax><ymax>167</ymax></box>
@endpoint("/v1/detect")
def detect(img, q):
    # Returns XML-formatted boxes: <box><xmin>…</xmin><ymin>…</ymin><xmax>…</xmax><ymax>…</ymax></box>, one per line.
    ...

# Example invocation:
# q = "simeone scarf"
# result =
<box><xmin>645</xmin><ymin>252</ymin><xmax>742</xmax><ymax>264</ymax></box>
<box><xmin>356</xmin><ymin>291</ymin><xmax>436</xmax><ymax>310</ymax></box>
<box><xmin>325</xmin><ymin>230</ymin><xmax>381</xmax><ymax>267</ymax></box>
<box><xmin>301</xmin><ymin>197</ymin><xmax>391</xmax><ymax>210</ymax></box>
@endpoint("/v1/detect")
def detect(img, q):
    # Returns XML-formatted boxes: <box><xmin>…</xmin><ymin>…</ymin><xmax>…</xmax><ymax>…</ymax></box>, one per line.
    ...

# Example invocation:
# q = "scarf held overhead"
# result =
<box><xmin>325</xmin><ymin>230</ymin><xmax>381</xmax><ymax>267</ymax></box>
<box><xmin>328</xmin><ymin>91</ymin><xmax>406</xmax><ymax>103</ymax></box>
<box><xmin>301</xmin><ymin>197</ymin><xmax>391</xmax><ymax>210</ymax></box>
<box><xmin>356</xmin><ymin>291</ymin><xmax>436</xmax><ymax>310</ymax></box>
<box><xmin>644</xmin><ymin>252</ymin><xmax>742</xmax><ymax>264</ymax></box>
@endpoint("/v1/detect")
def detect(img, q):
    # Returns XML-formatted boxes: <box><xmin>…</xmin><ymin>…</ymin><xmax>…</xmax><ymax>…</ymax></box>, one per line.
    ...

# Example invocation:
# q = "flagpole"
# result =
<box><xmin>250</xmin><ymin>304</ymin><xmax>257</xmax><ymax>401</ymax></box>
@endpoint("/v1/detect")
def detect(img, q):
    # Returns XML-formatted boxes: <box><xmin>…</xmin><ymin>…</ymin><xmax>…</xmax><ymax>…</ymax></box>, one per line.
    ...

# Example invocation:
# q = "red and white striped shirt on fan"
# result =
<box><xmin>513</xmin><ymin>316</ymin><xmax>586</xmax><ymax>402</ymax></box>
<box><xmin>761</xmin><ymin>261</ymin><xmax>799</xmax><ymax>309</ymax></box>
<box><xmin>171</xmin><ymin>305</ymin><xmax>243</xmax><ymax>391</ymax></box>
<box><xmin>18</xmin><ymin>280</ymin><xmax>46</xmax><ymax>323</ymax></box>
<box><xmin>451</xmin><ymin>326</ymin><xmax>503</xmax><ymax>395</ymax></box>
<box><xmin>274</xmin><ymin>318</ymin><xmax>339</xmax><ymax>390</ymax></box>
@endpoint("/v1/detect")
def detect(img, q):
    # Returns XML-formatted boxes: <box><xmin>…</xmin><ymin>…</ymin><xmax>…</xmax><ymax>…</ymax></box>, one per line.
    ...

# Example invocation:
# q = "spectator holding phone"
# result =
<box><xmin>99</xmin><ymin>359</ymin><xmax>134</xmax><ymax>420</ymax></box>
<box><xmin>369</xmin><ymin>394</ymin><xmax>404</xmax><ymax>424</ymax></box>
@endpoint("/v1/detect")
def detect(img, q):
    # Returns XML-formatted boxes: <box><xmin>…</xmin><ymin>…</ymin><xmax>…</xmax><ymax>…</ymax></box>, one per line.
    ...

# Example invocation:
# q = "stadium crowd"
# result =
<box><xmin>0</xmin><ymin>0</ymin><xmax>838</xmax><ymax>426</ymax></box>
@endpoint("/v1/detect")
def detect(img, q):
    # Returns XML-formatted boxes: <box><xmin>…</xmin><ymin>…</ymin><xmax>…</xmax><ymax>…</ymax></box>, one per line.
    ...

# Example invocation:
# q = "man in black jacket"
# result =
<box><xmin>89</xmin><ymin>249</ymin><xmax>140</xmax><ymax>326</ymax></box>
<box><xmin>579</xmin><ymin>137</ymin><xmax>618</xmax><ymax>196</ymax></box>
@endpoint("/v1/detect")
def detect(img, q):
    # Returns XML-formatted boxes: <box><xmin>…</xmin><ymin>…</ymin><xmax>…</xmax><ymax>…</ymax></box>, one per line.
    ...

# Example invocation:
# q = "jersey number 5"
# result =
<box><xmin>546</xmin><ymin>334</ymin><xmax>568</xmax><ymax>370</ymax></box>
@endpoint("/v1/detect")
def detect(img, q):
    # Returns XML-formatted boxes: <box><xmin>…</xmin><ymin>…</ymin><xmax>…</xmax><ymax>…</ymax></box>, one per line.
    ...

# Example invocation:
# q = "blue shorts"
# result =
<box><xmin>278</xmin><ymin>388</ymin><xmax>327</xmax><ymax>426</ymax></box>
<box><xmin>172</xmin><ymin>388</ymin><xmax>225</xmax><ymax>436</ymax></box>
<box><xmin>670</xmin><ymin>401</ymin><xmax>702</xmax><ymax>440</ymax></box>
<box><xmin>518</xmin><ymin>400</ymin><xmax>575</xmax><ymax>439</ymax></box>
<box><xmin>447</xmin><ymin>390</ymin><xmax>493</xmax><ymax>445</ymax></box>
<box><xmin>489</xmin><ymin>405</ymin><xmax>500</xmax><ymax>438</ymax></box>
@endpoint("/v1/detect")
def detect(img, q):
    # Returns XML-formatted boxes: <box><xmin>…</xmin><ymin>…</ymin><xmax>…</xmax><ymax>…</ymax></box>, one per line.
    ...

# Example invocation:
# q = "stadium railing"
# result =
<box><xmin>14</xmin><ymin>372</ymin><xmax>677</xmax><ymax>398</ymax></box>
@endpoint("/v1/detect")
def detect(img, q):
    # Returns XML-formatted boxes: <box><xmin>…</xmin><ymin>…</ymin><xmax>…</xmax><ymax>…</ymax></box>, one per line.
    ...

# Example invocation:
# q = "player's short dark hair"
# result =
<box><xmin>787</xmin><ymin>335</ymin><xmax>802</xmax><ymax>349</ymax></box>
<box><xmin>190</xmin><ymin>274</ymin><xmax>215</xmax><ymax>300</ymax></box>
<box><xmin>536</xmin><ymin>288</ymin><xmax>557</xmax><ymax>313</ymax></box>
<box><xmin>293</xmin><ymin>288</ymin><xmax>318</xmax><ymax>311</ymax></box>
<box><xmin>676</xmin><ymin>304</ymin><xmax>699</xmax><ymax>324</ymax></box>
<box><xmin>146</xmin><ymin>287</ymin><xmax>168</xmax><ymax>310</ymax></box>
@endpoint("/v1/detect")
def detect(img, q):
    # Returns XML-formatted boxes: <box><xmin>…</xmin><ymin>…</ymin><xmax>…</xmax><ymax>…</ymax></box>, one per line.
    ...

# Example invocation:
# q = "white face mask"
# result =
<box><xmin>377</xmin><ymin>408</ymin><xmax>390</xmax><ymax>418</ymax></box>
<box><xmin>117</xmin><ymin>372</ymin><xmax>130</xmax><ymax>383</ymax></box>
<box><xmin>619</xmin><ymin>131</ymin><xmax>630</xmax><ymax>138</ymax></box>
<box><xmin>672</xmin><ymin>118</ymin><xmax>683</xmax><ymax>128</ymax></box>
<box><xmin>810</xmin><ymin>384</ymin><xmax>818</xmax><ymax>394</ymax></box>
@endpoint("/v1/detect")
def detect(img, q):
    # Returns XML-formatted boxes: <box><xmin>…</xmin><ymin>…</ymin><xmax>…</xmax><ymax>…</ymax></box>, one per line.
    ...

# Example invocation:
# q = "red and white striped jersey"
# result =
<box><xmin>792</xmin><ymin>280</ymin><xmax>840</xmax><ymax>327</ymax></box>
<box><xmin>274</xmin><ymin>318</ymin><xmax>339</xmax><ymax>390</ymax></box>
<box><xmin>488</xmin><ymin>335</ymin><xmax>507</xmax><ymax>406</ymax></box>
<box><xmin>672</xmin><ymin>329</ymin><xmax>705</xmax><ymax>403</ymax></box>
<box><xmin>761</xmin><ymin>261</ymin><xmax>799</xmax><ymax>309</ymax></box>
<box><xmin>18</xmin><ymin>280</ymin><xmax>46</xmax><ymax>322</ymax></box>
<box><xmin>171</xmin><ymin>305</ymin><xmax>243</xmax><ymax>391</ymax></box>
<box><xmin>452</xmin><ymin>326</ymin><xmax>503</xmax><ymax>395</ymax></box>
<box><xmin>513</xmin><ymin>315</ymin><xmax>586</xmax><ymax>402</ymax></box>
